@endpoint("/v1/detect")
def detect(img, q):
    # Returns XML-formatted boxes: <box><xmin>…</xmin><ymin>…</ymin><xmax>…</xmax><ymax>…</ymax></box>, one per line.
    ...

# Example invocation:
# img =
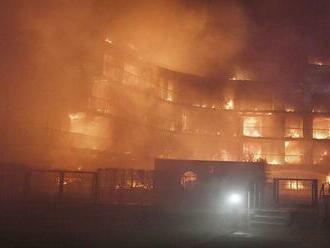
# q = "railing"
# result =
<box><xmin>0</xmin><ymin>167</ymin><xmax>154</xmax><ymax>206</ymax></box>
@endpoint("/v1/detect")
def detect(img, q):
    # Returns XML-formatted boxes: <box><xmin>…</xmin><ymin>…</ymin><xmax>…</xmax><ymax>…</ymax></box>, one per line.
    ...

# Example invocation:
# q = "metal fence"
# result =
<box><xmin>97</xmin><ymin>169</ymin><xmax>153</xmax><ymax>205</ymax></box>
<box><xmin>0</xmin><ymin>167</ymin><xmax>320</xmax><ymax>208</ymax></box>
<box><xmin>0</xmin><ymin>167</ymin><xmax>153</xmax><ymax>206</ymax></box>
<box><xmin>273</xmin><ymin>178</ymin><xmax>318</xmax><ymax>207</ymax></box>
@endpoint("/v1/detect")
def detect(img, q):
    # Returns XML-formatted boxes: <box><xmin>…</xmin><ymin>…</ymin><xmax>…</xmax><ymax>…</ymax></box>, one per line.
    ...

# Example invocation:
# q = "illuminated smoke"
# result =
<box><xmin>107</xmin><ymin>0</ymin><xmax>248</xmax><ymax>75</ymax></box>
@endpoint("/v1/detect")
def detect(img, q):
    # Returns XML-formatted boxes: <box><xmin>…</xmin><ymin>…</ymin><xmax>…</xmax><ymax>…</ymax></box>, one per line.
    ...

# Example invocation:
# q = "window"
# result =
<box><xmin>313</xmin><ymin>117</ymin><xmax>330</xmax><ymax>139</ymax></box>
<box><xmin>243</xmin><ymin>143</ymin><xmax>262</xmax><ymax>161</ymax></box>
<box><xmin>285</xmin><ymin>141</ymin><xmax>304</xmax><ymax>164</ymax></box>
<box><xmin>312</xmin><ymin>144</ymin><xmax>330</xmax><ymax>164</ymax></box>
<box><xmin>285</xmin><ymin>116</ymin><xmax>303</xmax><ymax>138</ymax></box>
<box><xmin>180</xmin><ymin>171</ymin><xmax>197</xmax><ymax>190</ymax></box>
<box><xmin>286</xmin><ymin>180</ymin><xmax>304</xmax><ymax>190</ymax></box>
<box><xmin>243</xmin><ymin>116</ymin><xmax>262</xmax><ymax>137</ymax></box>
<box><xmin>243</xmin><ymin>141</ymin><xmax>283</xmax><ymax>164</ymax></box>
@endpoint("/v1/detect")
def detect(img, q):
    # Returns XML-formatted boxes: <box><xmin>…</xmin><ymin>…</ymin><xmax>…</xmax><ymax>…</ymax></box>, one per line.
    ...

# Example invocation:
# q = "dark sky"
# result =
<box><xmin>1</xmin><ymin>0</ymin><xmax>330</xmax><ymax>123</ymax></box>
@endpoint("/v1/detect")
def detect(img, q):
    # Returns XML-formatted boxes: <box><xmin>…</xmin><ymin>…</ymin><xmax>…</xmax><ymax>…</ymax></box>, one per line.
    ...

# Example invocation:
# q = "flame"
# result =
<box><xmin>313</xmin><ymin>117</ymin><xmax>330</xmax><ymax>139</ymax></box>
<box><xmin>69</xmin><ymin>112</ymin><xmax>86</xmax><ymax>121</ymax></box>
<box><xmin>268</xmin><ymin>159</ymin><xmax>281</xmax><ymax>165</ymax></box>
<box><xmin>285</xmin><ymin>107</ymin><xmax>295</xmax><ymax>112</ymax></box>
<box><xmin>165</xmin><ymin>96</ymin><xmax>173</xmax><ymax>102</ymax></box>
<box><xmin>286</xmin><ymin>180</ymin><xmax>304</xmax><ymax>190</ymax></box>
<box><xmin>230</xmin><ymin>69</ymin><xmax>251</xmax><ymax>81</ymax></box>
<box><xmin>286</xmin><ymin>129</ymin><xmax>302</xmax><ymax>138</ymax></box>
<box><xmin>105</xmin><ymin>38</ymin><xmax>113</xmax><ymax>45</ymax></box>
<box><xmin>220</xmin><ymin>150</ymin><xmax>230</xmax><ymax>161</ymax></box>
<box><xmin>313</xmin><ymin>130</ymin><xmax>330</xmax><ymax>139</ymax></box>
<box><xmin>224</xmin><ymin>99</ymin><xmax>234</xmax><ymax>110</ymax></box>
<box><xmin>243</xmin><ymin>143</ymin><xmax>262</xmax><ymax>162</ymax></box>
<box><xmin>243</xmin><ymin>117</ymin><xmax>261</xmax><ymax>137</ymax></box>
<box><xmin>326</xmin><ymin>175</ymin><xmax>330</xmax><ymax>184</ymax></box>
<box><xmin>285</xmin><ymin>141</ymin><xmax>303</xmax><ymax>164</ymax></box>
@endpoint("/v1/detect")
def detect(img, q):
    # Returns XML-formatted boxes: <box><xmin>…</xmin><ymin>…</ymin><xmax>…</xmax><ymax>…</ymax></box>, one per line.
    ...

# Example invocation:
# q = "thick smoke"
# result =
<box><xmin>107</xmin><ymin>0</ymin><xmax>249</xmax><ymax>76</ymax></box>
<box><xmin>1</xmin><ymin>0</ymin><xmax>248</xmax><ymax>168</ymax></box>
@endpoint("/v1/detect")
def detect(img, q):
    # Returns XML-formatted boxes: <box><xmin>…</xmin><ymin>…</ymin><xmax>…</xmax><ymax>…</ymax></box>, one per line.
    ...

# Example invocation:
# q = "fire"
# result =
<box><xmin>286</xmin><ymin>129</ymin><xmax>302</xmax><ymax>138</ymax></box>
<box><xmin>243</xmin><ymin>143</ymin><xmax>262</xmax><ymax>162</ymax></box>
<box><xmin>268</xmin><ymin>159</ymin><xmax>281</xmax><ymax>165</ymax></box>
<box><xmin>69</xmin><ymin>112</ymin><xmax>86</xmax><ymax>121</ymax></box>
<box><xmin>220</xmin><ymin>150</ymin><xmax>231</xmax><ymax>161</ymax></box>
<box><xmin>314</xmin><ymin>133</ymin><xmax>329</xmax><ymax>139</ymax></box>
<box><xmin>326</xmin><ymin>175</ymin><xmax>330</xmax><ymax>184</ymax></box>
<box><xmin>224</xmin><ymin>99</ymin><xmax>234</xmax><ymax>110</ymax></box>
<box><xmin>313</xmin><ymin>117</ymin><xmax>330</xmax><ymax>139</ymax></box>
<box><xmin>285</xmin><ymin>141</ymin><xmax>303</xmax><ymax>164</ymax></box>
<box><xmin>285</xmin><ymin>107</ymin><xmax>295</xmax><ymax>112</ymax></box>
<box><xmin>229</xmin><ymin>69</ymin><xmax>251</xmax><ymax>81</ymax></box>
<box><xmin>284</xmin><ymin>116</ymin><xmax>303</xmax><ymax>138</ymax></box>
<box><xmin>286</xmin><ymin>180</ymin><xmax>304</xmax><ymax>190</ymax></box>
<box><xmin>105</xmin><ymin>38</ymin><xmax>113</xmax><ymax>45</ymax></box>
<box><xmin>243</xmin><ymin>117</ymin><xmax>261</xmax><ymax>137</ymax></box>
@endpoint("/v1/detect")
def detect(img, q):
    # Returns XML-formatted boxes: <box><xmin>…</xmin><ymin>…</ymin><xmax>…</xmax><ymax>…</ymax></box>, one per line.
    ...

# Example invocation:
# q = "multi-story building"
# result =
<box><xmin>3</xmin><ymin>40</ymin><xmax>330</xmax><ymax>188</ymax></box>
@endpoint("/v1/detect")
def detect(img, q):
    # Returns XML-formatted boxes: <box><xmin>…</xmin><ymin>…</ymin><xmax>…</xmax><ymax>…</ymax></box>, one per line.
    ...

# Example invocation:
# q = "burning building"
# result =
<box><xmin>2</xmin><ymin>39</ymin><xmax>330</xmax><ymax>188</ymax></box>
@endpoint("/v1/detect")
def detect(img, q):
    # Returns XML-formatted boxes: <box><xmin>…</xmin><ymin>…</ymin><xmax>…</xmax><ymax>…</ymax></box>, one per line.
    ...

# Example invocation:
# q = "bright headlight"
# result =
<box><xmin>228</xmin><ymin>193</ymin><xmax>242</xmax><ymax>205</ymax></box>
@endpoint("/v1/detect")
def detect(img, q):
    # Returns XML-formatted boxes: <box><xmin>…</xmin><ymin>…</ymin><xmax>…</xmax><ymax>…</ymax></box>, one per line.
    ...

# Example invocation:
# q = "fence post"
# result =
<box><xmin>58</xmin><ymin>171</ymin><xmax>65</xmax><ymax>201</ymax></box>
<box><xmin>312</xmin><ymin>179</ymin><xmax>318</xmax><ymax>207</ymax></box>
<box><xmin>273</xmin><ymin>179</ymin><xmax>279</xmax><ymax>205</ymax></box>
<box><xmin>92</xmin><ymin>172</ymin><xmax>99</xmax><ymax>205</ymax></box>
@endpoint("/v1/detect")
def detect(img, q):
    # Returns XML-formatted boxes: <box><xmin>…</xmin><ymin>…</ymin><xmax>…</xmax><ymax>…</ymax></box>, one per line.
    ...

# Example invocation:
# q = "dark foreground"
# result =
<box><xmin>0</xmin><ymin>204</ymin><xmax>329</xmax><ymax>248</ymax></box>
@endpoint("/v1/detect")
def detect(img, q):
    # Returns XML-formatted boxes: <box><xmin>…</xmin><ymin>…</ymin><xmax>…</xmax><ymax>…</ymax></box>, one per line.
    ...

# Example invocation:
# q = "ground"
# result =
<box><xmin>0</xmin><ymin>204</ymin><xmax>329</xmax><ymax>247</ymax></box>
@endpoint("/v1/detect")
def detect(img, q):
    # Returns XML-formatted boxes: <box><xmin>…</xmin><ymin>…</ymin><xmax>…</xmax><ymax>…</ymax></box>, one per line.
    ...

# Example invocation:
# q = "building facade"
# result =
<box><xmin>63</xmin><ymin>42</ymin><xmax>330</xmax><ymax>184</ymax></box>
<box><xmin>3</xmin><ymin>40</ymin><xmax>330</xmax><ymax>189</ymax></box>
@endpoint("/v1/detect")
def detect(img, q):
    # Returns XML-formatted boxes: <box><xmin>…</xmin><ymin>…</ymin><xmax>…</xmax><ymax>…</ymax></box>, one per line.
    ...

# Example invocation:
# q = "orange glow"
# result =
<box><xmin>243</xmin><ymin>143</ymin><xmax>262</xmax><ymax>162</ymax></box>
<box><xmin>268</xmin><ymin>159</ymin><xmax>281</xmax><ymax>165</ymax></box>
<box><xmin>104</xmin><ymin>38</ymin><xmax>113</xmax><ymax>45</ymax></box>
<box><xmin>243</xmin><ymin>117</ymin><xmax>261</xmax><ymax>137</ymax></box>
<box><xmin>68</xmin><ymin>112</ymin><xmax>86</xmax><ymax>121</ymax></box>
<box><xmin>313</xmin><ymin>117</ymin><xmax>330</xmax><ymax>139</ymax></box>
<box><xmin>285</xmin><ymin>116</ymin><xmax>303</xmax><ymax>138</ymax></box>
<box><xmin>220</xmin><ymin>150</ymin><xmax>231</xmax><ymax>161</ymax></box>
<box><xmin>224</xmin><ymin>99</ymin><xmax>234</xmax><ymax>110</ymax></box>
<box><xmin>230</xmin><ymin>69</ymin><xmax>251</xmax><ymax>81</ymax></box>
<box><xmin>180</xmin><ymin>171</ymin><xmax>197</xmax><ymax>190</ymax></box>
<box><xmin>285</xmin><ymin>106</ymin><xmax>295</xmax><ymax>112</ymax></box>
<box><xmin>285</xmin><ymin>141</ymin><xmax>303</xmax><ymax>164</ymax></box>
<box><xmin>326</xmin><ymin>175</ymin><xmax>330</xmax><ymax>184</ymax></box>
<box><xmin>286</xmin><ymin>180</ymin><xmax>304</xmax><ymax>190</ymax></box>
<box><xmin>287</xmin><ymin>130</ymin><xmax>301</xmax><ymax>138</ymax></box>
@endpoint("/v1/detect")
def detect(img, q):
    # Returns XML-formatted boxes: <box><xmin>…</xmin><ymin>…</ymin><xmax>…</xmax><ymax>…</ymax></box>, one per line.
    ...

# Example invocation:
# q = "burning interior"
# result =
<box><xmin>2</xmin><ymin>41</ymin><xmax>330</xmax><ymax>187</ymax></box>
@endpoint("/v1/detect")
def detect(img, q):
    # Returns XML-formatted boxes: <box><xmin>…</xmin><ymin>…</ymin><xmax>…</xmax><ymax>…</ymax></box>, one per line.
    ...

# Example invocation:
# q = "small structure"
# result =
<box><xmin>154</xmin><ymin>159</ymin><xmax>265</xmax><ymax>212</ymax></box>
